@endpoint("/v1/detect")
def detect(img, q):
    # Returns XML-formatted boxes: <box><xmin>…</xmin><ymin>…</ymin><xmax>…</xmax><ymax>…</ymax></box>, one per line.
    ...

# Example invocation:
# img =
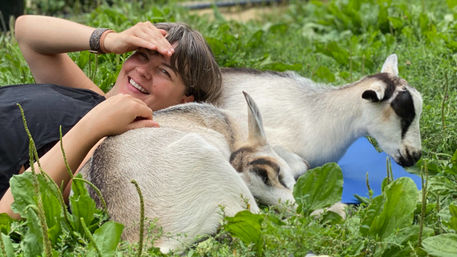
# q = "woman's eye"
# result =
<box><xmin>160</xmin><ymin>68</ymin><xmax>171</xmax><ymax>78</ymax></box>
<box><xmin>136</xmin><ymin>52</ymin><xmax>148</xmax><ymax>61</ymax></box>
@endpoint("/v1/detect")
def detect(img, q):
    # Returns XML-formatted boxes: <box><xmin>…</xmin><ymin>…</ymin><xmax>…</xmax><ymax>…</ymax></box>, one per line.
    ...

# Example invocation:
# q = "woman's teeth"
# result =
<box><xmin>129</xmin><ymin>78</ymin><xmax>148</xmax><ymax>94</ymax></box>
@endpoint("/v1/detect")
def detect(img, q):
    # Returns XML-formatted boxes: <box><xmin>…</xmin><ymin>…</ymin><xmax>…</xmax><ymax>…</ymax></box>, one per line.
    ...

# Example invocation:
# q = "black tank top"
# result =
<box><xmin>0</xmin><ymin>84</ymin><xmax>105</xmax><ymax>197</ymax></box>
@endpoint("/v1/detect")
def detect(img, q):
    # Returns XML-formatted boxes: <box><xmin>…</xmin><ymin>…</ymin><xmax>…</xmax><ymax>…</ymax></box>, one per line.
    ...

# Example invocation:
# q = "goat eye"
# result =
<box><xmin>251</xmin><ymin>167</ymin><xmax>270</xmax><ymax>186</ymax></box>
<box><xmin>278</xmin><ymin>174</ymin><xmax>288</xmax><ymax>189</ymax></box>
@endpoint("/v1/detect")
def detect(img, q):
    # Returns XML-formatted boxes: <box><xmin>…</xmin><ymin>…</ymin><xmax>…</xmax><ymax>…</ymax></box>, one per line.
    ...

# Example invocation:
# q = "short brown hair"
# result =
<box><xmin>154</xmin><ymin>22</ymin><xmax>221</xmax><ymax>103</ymax></box>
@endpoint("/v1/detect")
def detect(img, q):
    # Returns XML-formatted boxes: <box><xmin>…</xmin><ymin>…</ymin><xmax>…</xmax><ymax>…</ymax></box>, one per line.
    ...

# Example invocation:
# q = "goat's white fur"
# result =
<box><xmin>79</xmin><ymin>93</ymin><xmax>299</xmax><ymax>252</ymax></box>
<box><xmin>216</xmin><ymin>54</ymin><xmax>423</xmax><ymax>169</ymax></box>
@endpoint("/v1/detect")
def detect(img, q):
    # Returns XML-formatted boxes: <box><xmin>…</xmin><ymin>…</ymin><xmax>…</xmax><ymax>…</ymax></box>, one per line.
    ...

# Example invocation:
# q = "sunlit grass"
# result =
<box><xmin>0</xmin><ymin>0</ymin><xmax>456</xmax><ymax>256</ymax></box>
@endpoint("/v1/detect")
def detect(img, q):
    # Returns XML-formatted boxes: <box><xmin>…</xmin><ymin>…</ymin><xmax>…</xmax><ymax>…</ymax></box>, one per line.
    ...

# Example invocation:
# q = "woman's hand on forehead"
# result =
<box><xmin>103</xmin><ymin>21</ymin><xmax>174</xmax><ymax>56</ymax></box>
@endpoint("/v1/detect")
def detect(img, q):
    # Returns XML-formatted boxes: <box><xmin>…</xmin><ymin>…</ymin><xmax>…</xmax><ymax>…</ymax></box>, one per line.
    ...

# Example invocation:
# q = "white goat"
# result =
<box><xmin>79</xmin><ymin>92</ymin><xmax>302</xmax><ymax>252</ymax></box>
<box><xmin>217</xmin><ymin>54</ymin><xmax>423</xmax><ymax>170</ymax></box>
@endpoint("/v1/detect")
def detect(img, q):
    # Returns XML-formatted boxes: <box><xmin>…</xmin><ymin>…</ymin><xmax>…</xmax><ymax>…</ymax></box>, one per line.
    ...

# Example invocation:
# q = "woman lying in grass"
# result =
<box><xmin>0</xmin><ymin>15</ymin><xmax>222</xmax><ymax>218</ymax></box>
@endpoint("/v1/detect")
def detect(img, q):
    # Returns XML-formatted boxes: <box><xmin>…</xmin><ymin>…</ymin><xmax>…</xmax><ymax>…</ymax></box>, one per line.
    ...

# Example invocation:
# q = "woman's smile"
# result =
<box><xmin>128</xmin><ymin>77</ymin><xmax>149</xmax><ymax>94</ymax></box>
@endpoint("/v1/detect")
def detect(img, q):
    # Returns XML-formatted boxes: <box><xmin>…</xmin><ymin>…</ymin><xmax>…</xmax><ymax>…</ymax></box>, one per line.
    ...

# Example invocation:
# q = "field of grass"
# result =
<box><xmin>0</xmin><ymin>0</ymin><xmax>456</xmax><ymax>256</ymax></box>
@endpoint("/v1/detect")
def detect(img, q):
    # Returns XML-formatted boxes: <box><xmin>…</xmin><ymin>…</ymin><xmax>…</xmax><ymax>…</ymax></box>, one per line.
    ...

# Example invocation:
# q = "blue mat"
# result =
<box><xmin>337</xmin><ymin>137</ymin><xmax>422</xmax><ymax>204</ymax></box>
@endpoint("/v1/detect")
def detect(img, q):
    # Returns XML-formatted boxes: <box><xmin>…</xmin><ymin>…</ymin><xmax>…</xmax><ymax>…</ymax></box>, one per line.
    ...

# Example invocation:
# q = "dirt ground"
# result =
<box><xmin>185</xmin><ymin>2</ymin><xmax>289</xmax><ymax>22</ymax></box>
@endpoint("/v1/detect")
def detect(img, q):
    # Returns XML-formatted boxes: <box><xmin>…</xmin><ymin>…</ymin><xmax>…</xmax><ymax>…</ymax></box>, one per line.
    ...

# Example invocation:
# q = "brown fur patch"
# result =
<box><xmin>229</xmin><ymin>146</ymin><xmax>255</xmax><ymax>172</ymax></box>
<box><xmin>382</xmin><ymin>105</ymin><xmax>394</xmax><ymax>121</ymax></box>
<box><xmin>249</xmin><ymin>157</ymin><xmax>280</xmax><ymax>175</ymax></box>
<box><xmin>366</xmin><ymin>73</ymin><xmax>400</xmax><ymax>101</ymax></box>
<box><xmin>249</xmin><ymin>157</ymin><xmax>284</xmax><ymax>187</ymax></box>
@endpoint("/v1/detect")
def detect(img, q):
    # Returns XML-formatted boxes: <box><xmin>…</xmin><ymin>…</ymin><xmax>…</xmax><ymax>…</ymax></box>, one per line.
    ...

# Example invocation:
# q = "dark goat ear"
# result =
<box><xmin>362</xmin><ymin>90</ymin><xmax>381</xmax><ymax>102</ymax></box>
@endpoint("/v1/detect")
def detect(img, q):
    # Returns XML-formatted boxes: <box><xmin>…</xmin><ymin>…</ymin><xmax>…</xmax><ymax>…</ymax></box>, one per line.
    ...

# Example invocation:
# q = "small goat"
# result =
<box><xmin>79</xmin><ymin>92</ymin><xmax>302</xmax><ymax>252</ymax></box>
<box><xmin>217</xmin><ymin>54</ymin><xmax>423</xmax><ymax>169</ymax></box>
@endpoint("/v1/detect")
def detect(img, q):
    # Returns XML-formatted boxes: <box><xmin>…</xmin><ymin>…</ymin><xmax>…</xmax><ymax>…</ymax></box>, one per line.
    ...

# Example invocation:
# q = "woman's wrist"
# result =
<box><xmin>89</xmin><ymin>28</ymin><xmax>114</xmax><ymax>54</ymax></box>
<box><xmin>75</xmin><ymin>112</ymin><xmax>108</xmax><ymax>144</ymax></box>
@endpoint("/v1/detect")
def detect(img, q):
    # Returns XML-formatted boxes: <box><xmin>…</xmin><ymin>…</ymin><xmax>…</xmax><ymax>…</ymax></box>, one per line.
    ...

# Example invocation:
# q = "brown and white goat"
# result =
<box><xmin>79</xmin><ymin>92</ymin><xmax>302</xmax><ymax>252</ymax></box>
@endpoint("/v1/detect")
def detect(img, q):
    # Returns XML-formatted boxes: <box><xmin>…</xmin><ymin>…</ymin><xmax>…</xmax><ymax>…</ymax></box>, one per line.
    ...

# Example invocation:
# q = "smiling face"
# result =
<box><xmin>108</xmin><ymin>47</ymin><xmax>194</xmax><ymax>111</ymax></box>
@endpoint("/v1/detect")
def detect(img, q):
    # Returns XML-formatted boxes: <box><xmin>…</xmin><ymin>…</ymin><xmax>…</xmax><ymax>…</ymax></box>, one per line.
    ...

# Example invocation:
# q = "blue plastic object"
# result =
<box><xmin>337</xmin><ymin>137</ymin><xmax>422</xmax><ymax>204</ymax></box>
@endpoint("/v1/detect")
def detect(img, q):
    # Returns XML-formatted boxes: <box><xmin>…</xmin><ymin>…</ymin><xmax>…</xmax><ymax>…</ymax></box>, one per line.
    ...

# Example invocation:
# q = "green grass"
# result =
<box><xmin>1</xmin><ymin>0</ymin><xmax>457</xmax><ymax>256</ymax></box>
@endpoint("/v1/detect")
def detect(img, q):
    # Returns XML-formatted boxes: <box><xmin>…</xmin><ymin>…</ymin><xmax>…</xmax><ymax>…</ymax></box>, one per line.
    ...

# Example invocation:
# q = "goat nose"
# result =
<box><xmin>412</xmin><ymin>151</ymin><xmax>422</xmax><ymax>163</ymax></box>
<box><xmin>398</xmin><ymin>150</ymin><xmax>422</xmax><ymax>167</ymax></box>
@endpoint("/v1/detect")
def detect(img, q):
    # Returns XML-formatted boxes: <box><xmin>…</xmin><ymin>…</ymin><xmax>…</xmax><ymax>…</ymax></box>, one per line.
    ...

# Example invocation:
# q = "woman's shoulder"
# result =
<box><xmin>0</xmin><ymin>83</ymin><xmax>106</xmax><ymax>103</ymax></box>
<box><xmin>0</xmin><ymin>83</ymin><xmax>106</xmax><ymax>183</ymax></box>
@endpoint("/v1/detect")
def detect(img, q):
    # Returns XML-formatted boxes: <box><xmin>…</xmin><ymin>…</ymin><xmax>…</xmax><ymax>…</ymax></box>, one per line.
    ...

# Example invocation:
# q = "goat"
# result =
<box><xmin>216</xmin><ymin>54</ymin><xmax>423</xmax><ymax>170</ymax></box>
<box><xmin>79</xmin><ymin>92</ymin><xmax>302</xmax><ymax>252</ymax></box>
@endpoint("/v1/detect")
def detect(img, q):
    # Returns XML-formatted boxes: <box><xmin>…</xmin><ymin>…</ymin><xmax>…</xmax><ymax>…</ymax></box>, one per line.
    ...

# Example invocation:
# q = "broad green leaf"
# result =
<box><xmin>377</xmin><ymin>3</ymin><xmax>390</xmax><ymax>33</ymax></box>
<box><xmin>205</xmin><ymin>37</ymin><xmax>227</xmax><ymax>57</ymax></box>
<box><xmin>264</xmin><ymin>215</ymin><xmax>286</xmax><ymax>227</ymax></box>
<box><xmin>313</xmin><ymin>65</ymin><xmax>336</xmax><ymax>82</ymax></box>
<box><xmin>20</xmin><ymin>208</ymin><xmax>43</xmax><ymax>257</ymax></box>
<box><xmin>316</xmin><ymin>41</ymin><xmax>349</xmax><ymax>65</ymax></box>
<box><xmin>419</xmin><ymin>13</ymin><xmax>431</xmax><ymax>35</ymax></box>
<box><xmin>1</xmin><ymin>233</ymin><xmax>14</xmax><ymax>257</ymax></box>
<box><xmin>422</xmin><ymin>233</ymin><xmax>457</xmax><ymax>257</ymax></box>
<box><xmin>361</xmin><ymin>177</ymin><xmax>418</xmax><ymax>239</ymax></box>
<box><xmin>247</xmin><ymin>30</ymin><xmax>264</xmax><ymax>48</ymax></box>
<box><xmin>10</xmin><ymin>172</ymin><xmax>63</xmax><ymax>244</ymax></box>
<box><xmin>267</xmin><ymin>23</ymin><xmax>289</xmax><ymax>34</ymax></box>
<box><xmin>293</xmin><ymin>162</ymin><xmax>343</xmax><ymax>214</ymax></box>
<box><xmin>88</xmin><ymin>221</ymin><xmax>124</xmax><ymax>257</ymax></box>
<box><xmin>321</xmin><ymin>210</ymin><xmax>344</xmax><ymax>225</ymax></box>
<box><xmin>393</xmin><ymin>225</ymin><xmax>434</xmax><ymax>245</ymax></box>
<box><xmin>38</xmin><ymin>175</ymin><xmax>63</xmax><ymax>243</ymax></box>
<box><xmin>449</xmin><ymin>204</ymin><xmax>457</xmax><ymax>231</ymax></box>
<box><xmin>360</xmin><ymin>195</ymin><xmax>385</xmax><ymax>236</ymax></box>
<box><xmin>338</xmin><ymin>71</ymin><xmax>351</xmax><ymax>80</ymax></box>
<box><xmin>447</xmin><ymin>0</ymin><xmax>457</xmax><ymax>8</ymax></box>
<box><xmin>378</xmin><ymin>225</ymin><xmax>434</xmax><ymax>256</ymax></box>
<box><xmin>387</xmin><ymin>16</ymin><xmax>404</xmax><ymax>30</ymax></box>
<box><xmin>70</xmin><ymin>174</ymin><xmax>98</xmax><ymax>234</ymax></box>
<box><xmin>451</xmin><ymin>149</ymin><xmax>457</xmax><ymax>165</ymax></box>
<box><xmin>0</xmin><ymin>214</ymin><xmax>13</xmax><ymax>235</ymax></box>
<box><xmin>10</xmin><ymin>173</ymin><xmax>39</xmax><ymax>218</ymax></box>
<box><xmin>224</xmin><ymin>210</ymin><xmax>264</xmax><ymax>251</ymax></box>
<box><xmin>446</xmin><ymin>150</ymin><xmax>457</xmax><ymax>175</ymax></box>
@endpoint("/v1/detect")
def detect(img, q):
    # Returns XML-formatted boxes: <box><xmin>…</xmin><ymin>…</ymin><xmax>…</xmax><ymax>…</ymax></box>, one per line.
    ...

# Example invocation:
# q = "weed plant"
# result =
<box><xmin>0</xmin><ymin>0</ymin><xmax>457</xmax><ymax>256</ymax></box>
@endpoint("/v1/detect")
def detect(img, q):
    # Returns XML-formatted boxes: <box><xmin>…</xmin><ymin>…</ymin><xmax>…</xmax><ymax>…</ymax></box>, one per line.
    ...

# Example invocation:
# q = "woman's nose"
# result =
<box><xmin>136</xmin><ymin>65</ymin><xmax>152</xmax><ymax>80</ymax></box>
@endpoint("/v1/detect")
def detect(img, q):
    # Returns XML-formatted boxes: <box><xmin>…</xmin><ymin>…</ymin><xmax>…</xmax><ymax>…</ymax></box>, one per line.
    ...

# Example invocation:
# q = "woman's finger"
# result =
<box><xmin>129</xmin><ymin>36</ymin><xmax>158</xmax><ymax>52</ymax></box>
<box><xmin>132</xmin><ymin>102</ymin><xmax>154</xmax><ymax>120</ymax></box>
<box><xmin>128</xmin><ymin>119</ymin><xmax>160</xmax><ymax>131</ymax></box>
<box><xmin>140</xmin><ymin>23</ymin><xmax>173</xmax><ymax>56</ymax></box>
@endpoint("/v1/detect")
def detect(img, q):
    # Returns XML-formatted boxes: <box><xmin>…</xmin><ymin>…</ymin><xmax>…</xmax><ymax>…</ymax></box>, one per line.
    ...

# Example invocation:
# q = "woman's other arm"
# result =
<box><xmin>15</xmin><ymin>15</ymin><xmax>103</xmax><ymax>94</ymax></box>
<box><xmin>0</xmin><ymin>94</ymin><xmax>158</xmax><ymax>219</ymax></box>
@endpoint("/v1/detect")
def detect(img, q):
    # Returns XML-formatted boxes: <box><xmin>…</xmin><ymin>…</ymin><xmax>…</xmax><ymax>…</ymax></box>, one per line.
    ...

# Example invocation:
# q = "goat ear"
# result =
<box><xmin>381</xmin><ymin>54</ymin><xmax>399</xmax><ymax>76</ymax></box>
<box><xmin>362</xmin><ymin>90</ymin><xmax>381</xmax><ymax>102</ymax></box>
<box><xmin>362</xmin><ymin>81</ymin><xmax>386</xmax><ymax>102</ymax></box>
<box><xmin>243</xmin><ymin>91</ymin><xmax>267</xmax><ymax>145</ymax></box>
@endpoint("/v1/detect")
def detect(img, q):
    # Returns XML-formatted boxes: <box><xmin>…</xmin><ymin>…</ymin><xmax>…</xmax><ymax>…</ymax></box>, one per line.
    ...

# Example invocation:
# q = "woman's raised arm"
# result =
<box><xmin>15</xmin><ymin>15</ymin><xmax>103</xmax><ymax>93</ymax></box>
<box><xmin>15</xmin><ymin>15</ymin><xmax>175</xmax><ymax>94</ymax></box>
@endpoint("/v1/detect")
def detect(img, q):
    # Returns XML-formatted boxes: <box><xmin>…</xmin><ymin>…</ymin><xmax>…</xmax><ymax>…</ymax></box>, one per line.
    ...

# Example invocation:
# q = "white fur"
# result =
<box><xmin>79</xmin><ymin>95</ymin><xmax>300</xmax><ymax>252</ymax></box>
<box><xmin>217</xmin><ymin>54</ymin><xmax>423</xmax><ymax>168</ymax></box>
<box><xmin>86</xmin><ymin>129</ymin><xmax>258</xmax><ymax>252</ymax></box>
